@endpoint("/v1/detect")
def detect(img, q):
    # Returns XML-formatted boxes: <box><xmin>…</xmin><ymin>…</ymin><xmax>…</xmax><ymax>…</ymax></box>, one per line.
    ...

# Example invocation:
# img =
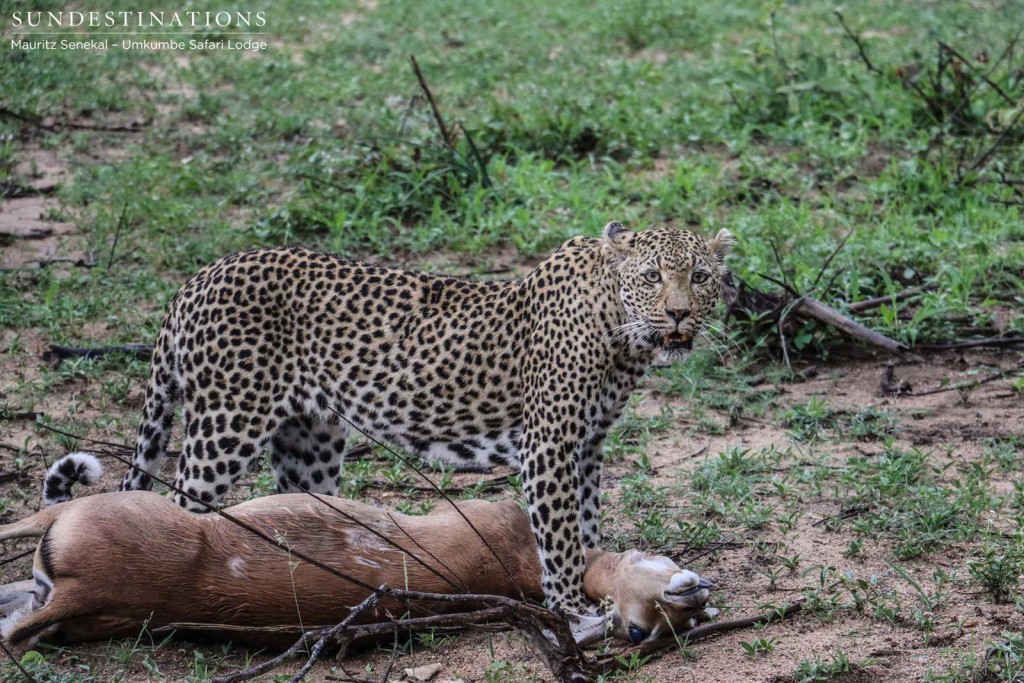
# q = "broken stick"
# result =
<box><xmin>795</xmin><ymin>297</ymin><xmax>907</xmax><ymax>354</ymax></box>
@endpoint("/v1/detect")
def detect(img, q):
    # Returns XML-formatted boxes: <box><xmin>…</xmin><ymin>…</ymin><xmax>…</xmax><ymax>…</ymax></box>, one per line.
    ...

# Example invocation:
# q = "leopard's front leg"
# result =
<box><xmin>521</xmin><ymin>421</ymin><xmax>588</xmax><ymax>613</ymax></box>
<box><xmin>520</xmin><ymin>343</ymin><xmax>611</xmax><ymax>618</ymax></box>
<box><xmin>578</xmin><ymin>359</ymin><xmax>648</xmax><ymax>548</ymax></box>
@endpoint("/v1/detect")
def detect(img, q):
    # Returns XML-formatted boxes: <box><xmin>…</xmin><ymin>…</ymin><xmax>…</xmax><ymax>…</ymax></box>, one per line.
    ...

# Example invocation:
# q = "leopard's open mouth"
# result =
<box><xmin>660</xmin><ymin>332</ymin><xmax>693</xmax><ymax>351</ymax></box>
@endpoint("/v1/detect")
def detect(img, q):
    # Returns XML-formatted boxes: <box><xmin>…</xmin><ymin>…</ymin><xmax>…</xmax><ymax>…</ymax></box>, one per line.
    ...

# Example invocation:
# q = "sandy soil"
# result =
<box><xmin>0</xmin><ymin>145</ymin><xmax>85</xmax><ymax>270</ymax></box>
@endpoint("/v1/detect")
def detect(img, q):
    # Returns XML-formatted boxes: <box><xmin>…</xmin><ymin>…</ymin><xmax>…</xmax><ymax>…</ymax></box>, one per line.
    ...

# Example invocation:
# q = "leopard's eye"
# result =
<box><xmin>642</xmin><ymin>270</ymin><xmax>662</xmax><ymax>285</ymax></box>
<box><xmin>691</xmin><ymin>271</ymin><xmax>710</xmax><ymax>285</ymax></box>
<box><xmin>628</xmin><ymin>624</ymin><xmax>647</xmax><ymax>643</ymax></box>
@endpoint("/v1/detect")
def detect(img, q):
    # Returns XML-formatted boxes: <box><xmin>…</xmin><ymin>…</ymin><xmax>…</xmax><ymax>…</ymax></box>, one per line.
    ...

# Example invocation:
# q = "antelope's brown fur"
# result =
<box><xmin>0</xmin><ymin>491</ymin><xmax>709</xmax><ymax>649</ymax></box>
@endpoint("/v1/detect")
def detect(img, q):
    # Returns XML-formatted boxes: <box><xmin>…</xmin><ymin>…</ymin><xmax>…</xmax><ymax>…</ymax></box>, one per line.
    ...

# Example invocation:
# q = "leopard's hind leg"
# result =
<box><xmin>120</xmin><ymin>326</ymin><xmax>178</xmax><ymax>493</ymax></box>
<box><xmin>270</xmin><ymin>416</ymin><xmax>348</xmax><ymax>495</ymax></box>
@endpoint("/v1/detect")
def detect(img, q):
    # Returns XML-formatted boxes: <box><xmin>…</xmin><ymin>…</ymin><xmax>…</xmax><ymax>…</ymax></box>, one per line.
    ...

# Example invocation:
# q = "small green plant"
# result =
<box><xmin>188</xmin><ymin>650</ymin><xmax>211</xmax><ymax>682</ymax></box>
<box><xmin>793</xmin><ymin>649</ymin><xmax>873</xmax><ymax>682</ymax></box>
<box><xmin>981</xmin><ymin>633</ymin><xmax>1024</xmax><ymax>683</ymax></box>
<box><xmin>605</xmin><ymin>403</ymin><xmax>673</xmax><ymax>461</ymax></box>
<box><xmin>889</xmin><ymin>564</ymin><xmax>951</xmax><ymax>644</ymax></box>
<box><xmin>740</xmin><ymin>635</ymin><xmax>780</xmax><ymax>657</ymax></box>
<box><xmin>782</xmin><ymin>400</ymin><xmax>898</xmax><ymax>442</ymax></box>
<box><xmin>968</xmin><ymin>542</ymin><xmax>1024</xmax><ymax>605</ymax></box>
<box><xmin>483</xmin><ymin>656</ymin><xmax>543</xmax><ymax>682</ymax></box>
<box><xmin>395</xmin><ymin>498</ymin><xmax>436</xmax><ymax>515</ymax></box>
<box><xmin>610</xmin><ymin>650</ymin><xmax>652</xmax><ymax>674</ymax></box>
<box><xmin>417</xmin><ymin>629</ymin><xmax>455</xmax><ymax>649</ymax></box>
<box><xmin>779</xmin><ymin>552</ymin><xmax>801</xmax><ymax>571</ymax></box>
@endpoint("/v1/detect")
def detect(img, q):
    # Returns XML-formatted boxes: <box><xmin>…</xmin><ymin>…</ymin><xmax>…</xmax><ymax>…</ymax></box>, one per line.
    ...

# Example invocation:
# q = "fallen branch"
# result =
<box><xmin>794</xmin><ymin>298</ymin><xmax>907</xmax><ymax>354</ymax></box>
<box><xmin>0</xmin><ymin>257</ymin><xmax>96</xmax><ymax>272</ymax></box>
<box><xmin>0</xmin><ymin>228</ymin><xmax>54</xmax><ymax>242</ymax></box>
<box><xmin>180</xmin><ymin>604</ymin><xmax>580</xmax><ymax>683</ymax></box>
<box><xmin>0</xmin><ymin>182</ymin><xmax>59</xmax><ymax>199</ymax></box>
<box><xmin>0</xmin><ymin>470</ymin><xmax>27</xmax><ymax>484</ymax></box>
<box><xmin>43</xmin><ymin>343</ymin><xmax>153</xmax><ymax>364</ymax></box>
<box><xmin>812</xmin><ymin>504</ymin><xmax>872</xmax><ymax>528</ymax></box>
<box><xmin>0</xmin><ymin>549</ymin><xmax>35</xmax><ymax>567</ymax></box>
<box><xmin>725</xmin><ymin>269</ymin><xmax>907</xmax><ymax>358</ymax></box>
<box><xmin>652</xmin><ymin>445</ymin><xmax>709</xmax><ymax>473</ymax></box>
<box><xmin>596</xmin><ymin>601</ymin><xmax>804</xmax><ymax>675</ymax></box>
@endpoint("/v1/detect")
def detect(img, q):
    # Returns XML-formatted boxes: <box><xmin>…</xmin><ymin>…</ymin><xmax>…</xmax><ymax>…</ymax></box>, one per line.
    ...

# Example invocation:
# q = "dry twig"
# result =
<box><xmin>835</xmin><ymin>12</ymin><xmax>882</xmax><ymax>76</ymax></box>
<box><xmin>408</xmin><ymin>55</ymin><xmax>453</xmax><ymax>150</ymax></box>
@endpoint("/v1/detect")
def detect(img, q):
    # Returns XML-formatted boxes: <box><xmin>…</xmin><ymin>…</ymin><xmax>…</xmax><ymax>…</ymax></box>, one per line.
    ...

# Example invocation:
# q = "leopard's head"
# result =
<box><xmin>603</xmin><ymin>222</ymin><xmax>735</xmax><ymax>363</ymax></box>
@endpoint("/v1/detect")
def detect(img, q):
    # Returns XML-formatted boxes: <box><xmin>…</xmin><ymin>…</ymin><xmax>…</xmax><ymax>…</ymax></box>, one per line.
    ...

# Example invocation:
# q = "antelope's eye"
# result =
<box><xmin>628</xmin><ymin>624</ymin><xmax>647</xmax><ymax>643</ymax></box>
<box><xmin>691</xmin><ymin>271</ymin><xmax>710</xmax><ymax>284</ymax></box>
<box><xmin>642</xmin><ymin>270</ymin><xmax>661</xmax><ymax>284</ymax></box>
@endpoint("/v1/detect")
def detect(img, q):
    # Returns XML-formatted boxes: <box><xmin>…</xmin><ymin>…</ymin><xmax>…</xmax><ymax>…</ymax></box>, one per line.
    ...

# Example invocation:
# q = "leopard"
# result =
<box><xmin>100</xmin><ymin>221</ymin><xmax>735</xmax><ymax>618</ymax></box>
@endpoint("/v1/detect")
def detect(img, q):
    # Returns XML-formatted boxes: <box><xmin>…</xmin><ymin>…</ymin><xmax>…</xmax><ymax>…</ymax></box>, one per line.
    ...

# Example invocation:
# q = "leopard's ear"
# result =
<box><xmin>707</xmin><ymin>229</ymin><xmax>736</xmax><ymax>270</ymax></box>
<box><xmin>603</xmin><ymin>221</ymin><xmax>635</xmax><ymax>259</ymax></box>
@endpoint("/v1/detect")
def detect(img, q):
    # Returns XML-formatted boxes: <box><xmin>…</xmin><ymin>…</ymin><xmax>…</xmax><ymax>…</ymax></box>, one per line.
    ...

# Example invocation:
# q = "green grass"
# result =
<box><xmin>2</xmin><ymin>0</ymin><xmax>1023</xmax><ymax>358</ymax></box>
<box><xmin>781</xmin><ymin>398</ymin><xmax>899</xmax><ymax>442</ymax></box>
<box><xmin>837</xmin><ymin>445</ymin><xmax>999</xmax><ymax>560</ymax></box>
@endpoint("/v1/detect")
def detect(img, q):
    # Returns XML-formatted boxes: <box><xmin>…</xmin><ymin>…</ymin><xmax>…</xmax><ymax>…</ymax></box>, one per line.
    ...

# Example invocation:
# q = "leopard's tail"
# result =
<box><xmin>42</xmin><ymin>453</ymin><xmax>103</xmax><ymax>506</ymax></box>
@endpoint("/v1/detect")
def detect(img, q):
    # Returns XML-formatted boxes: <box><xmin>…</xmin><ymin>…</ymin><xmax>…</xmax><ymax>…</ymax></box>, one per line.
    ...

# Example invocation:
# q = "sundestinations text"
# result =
<box><xmin>10</xmin><ymin>11</ymin><xmax>266</xmax><ymax>29</ymax></box>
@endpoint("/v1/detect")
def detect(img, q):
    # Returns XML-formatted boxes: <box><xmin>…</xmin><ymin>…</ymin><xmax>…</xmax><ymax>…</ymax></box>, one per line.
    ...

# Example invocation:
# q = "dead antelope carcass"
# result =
<box><xmin>0</xmin><ymin>488</ymin><xmax>712</xmax><ymax>651</ymax></box>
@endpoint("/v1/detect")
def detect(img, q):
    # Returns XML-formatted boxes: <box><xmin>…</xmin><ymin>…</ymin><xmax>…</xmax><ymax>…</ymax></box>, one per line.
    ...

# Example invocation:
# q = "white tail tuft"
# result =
<box><xmin>43</xmin><ymin>453</ymin><xmax>104</xmax><ymax>506</ymax></box>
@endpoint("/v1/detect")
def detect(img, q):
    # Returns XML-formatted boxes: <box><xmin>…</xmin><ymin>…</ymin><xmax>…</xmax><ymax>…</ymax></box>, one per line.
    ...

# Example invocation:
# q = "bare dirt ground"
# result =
<box><xmin>0</xmin><ymin>145</ymin><xmax>83</xmax><ymax>270</ymax></box>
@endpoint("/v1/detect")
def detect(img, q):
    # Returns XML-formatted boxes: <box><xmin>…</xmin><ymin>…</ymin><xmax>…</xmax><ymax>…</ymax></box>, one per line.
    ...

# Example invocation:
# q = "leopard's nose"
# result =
<box><xmin>666</xmin><ymin>308</ymin><xmax>691</xmax><ymax>323</ymax></box>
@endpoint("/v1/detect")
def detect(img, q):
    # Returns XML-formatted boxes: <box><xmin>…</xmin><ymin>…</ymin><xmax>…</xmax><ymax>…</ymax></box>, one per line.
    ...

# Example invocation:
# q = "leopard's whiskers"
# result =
<box><xmin>700</xmin><ymin>320</ymin><xmax>743</xmax><ymax>356</ymax></box>
<box><xmin>696</xmin><ymin>329</ymin><xmax>727</xmax><ymax>364</ymax></box>
<box><xmin>606</xmin><ymin>319</ymin><xmax>649</xmax><ymax>345</ymax></box>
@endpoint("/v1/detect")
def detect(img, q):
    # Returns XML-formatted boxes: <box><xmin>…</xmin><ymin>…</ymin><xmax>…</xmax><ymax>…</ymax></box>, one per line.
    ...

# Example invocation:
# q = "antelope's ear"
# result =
<box><xmin>661</xmin><ymin>571</ymin><xmax>713</xmax><ymax>605</ymax></box>
<box><xmin>707</xmin><ymin>228</ymin><xmax>736</xmax><ymax>268</ymax></box>
<box><xmin>603</xmin><ymin>221</ymin><xmax>635</xmax><ymax>258</ymax></box>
